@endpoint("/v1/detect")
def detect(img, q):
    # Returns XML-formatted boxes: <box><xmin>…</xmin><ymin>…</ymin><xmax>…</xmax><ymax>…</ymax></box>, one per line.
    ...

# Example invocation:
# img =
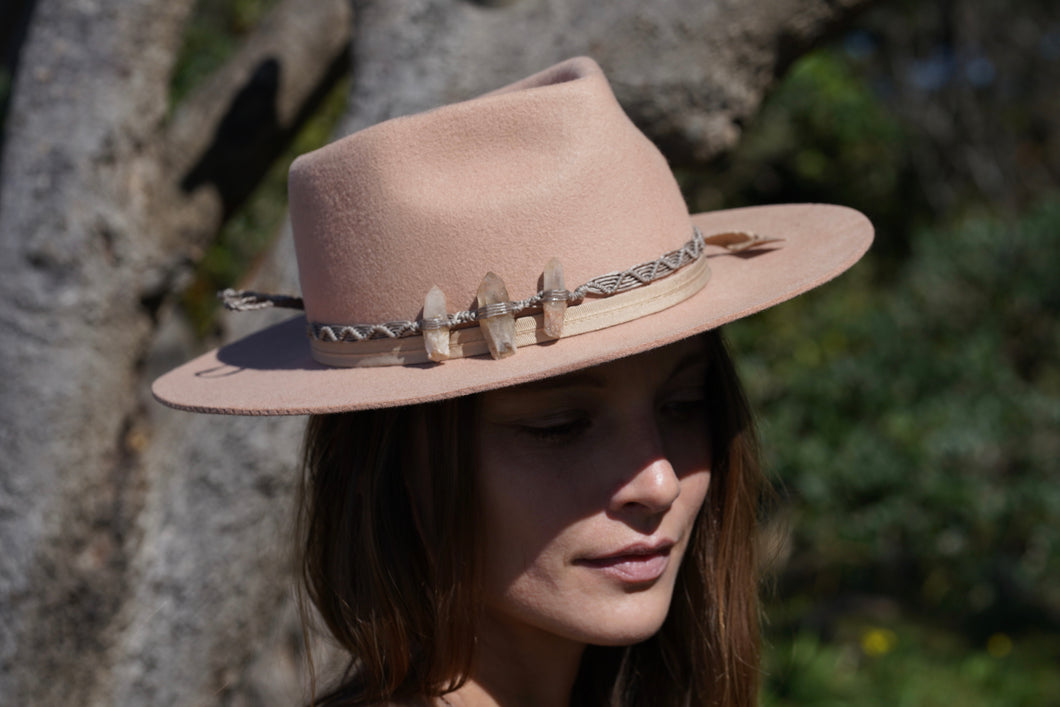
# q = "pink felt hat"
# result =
<box><xmin>153</xmin><ymin>57</ymin><xmax>872</xmax><ymax>415</ymax></box>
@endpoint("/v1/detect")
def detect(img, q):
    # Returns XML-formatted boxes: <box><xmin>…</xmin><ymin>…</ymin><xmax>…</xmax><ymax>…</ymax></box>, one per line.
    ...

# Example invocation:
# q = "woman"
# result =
<box><xmin>300</xmin><ymin>331</ymin><xmax>760</xmax><ymax>707</ymax></box>
<box><xmin>154</xmin><ymin>57</ymin><xmax>872</xmax><ymax>706</ymax></box>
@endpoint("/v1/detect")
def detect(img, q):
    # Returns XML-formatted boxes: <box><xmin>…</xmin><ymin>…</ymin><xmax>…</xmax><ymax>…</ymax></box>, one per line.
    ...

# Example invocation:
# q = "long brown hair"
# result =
<box><xmin>298</xmin><ymin>330</ymin><xmax>764</xmax><ymax>706</ymax></box>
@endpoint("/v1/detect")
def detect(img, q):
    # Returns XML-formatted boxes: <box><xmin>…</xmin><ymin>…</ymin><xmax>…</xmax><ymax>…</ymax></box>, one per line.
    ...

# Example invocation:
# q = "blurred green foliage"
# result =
<box><xmin>763</xmin><ymin>619</ymin><xmax>1060</xmax><ymax>706</ymax></box>
<box><xmin>709</xmin><ymin>35</ymin><xmax>1060</xmax><ymax>704</ymax></box>
<box><xmin>732</xmin><ymin>200</ymin><xmax>1060</xmax><ymax>625</ymax></box>
<box><xmin>170</xmin><ymin>0</ymin><xmax>282</xmax><ymax>105</ymax></box>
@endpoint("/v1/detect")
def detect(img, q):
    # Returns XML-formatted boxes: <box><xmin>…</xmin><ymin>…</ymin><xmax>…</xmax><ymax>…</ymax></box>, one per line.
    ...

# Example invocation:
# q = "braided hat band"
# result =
<box><xmin>220</xmin><ymin>229</ymin><xmax>781</xmax><ymax>367</ymax></box>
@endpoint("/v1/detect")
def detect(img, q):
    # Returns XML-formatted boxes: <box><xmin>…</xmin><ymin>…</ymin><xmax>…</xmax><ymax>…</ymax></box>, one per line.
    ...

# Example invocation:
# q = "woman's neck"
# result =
<box><xmin>440</xmin><ymin>614</ymin><xmax>587</xmax><ymax>707</ymax></box>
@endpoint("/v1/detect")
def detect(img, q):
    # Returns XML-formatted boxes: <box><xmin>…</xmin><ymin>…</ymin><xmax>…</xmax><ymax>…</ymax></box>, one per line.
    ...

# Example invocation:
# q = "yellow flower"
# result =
<box><xmin>987</xmin><ymin>633</ymin><xmax>1013</xmax><ymax>658</ymax></box>
<box><xmin>860</xmin><ymin>627</ymin><xmax>898</xmax><ymax>656</ymax></box>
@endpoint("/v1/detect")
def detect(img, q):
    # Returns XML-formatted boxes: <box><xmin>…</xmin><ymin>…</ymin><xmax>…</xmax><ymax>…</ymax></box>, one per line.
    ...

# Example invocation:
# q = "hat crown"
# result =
<box><xmin>288</xmin><ymin>57</ymin><xmax>691</xmax><ymax>326</ymax></box>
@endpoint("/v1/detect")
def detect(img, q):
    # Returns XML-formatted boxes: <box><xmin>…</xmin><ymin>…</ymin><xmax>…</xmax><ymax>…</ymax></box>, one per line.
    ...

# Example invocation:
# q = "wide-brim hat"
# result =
<box><xmin>153</xmin><ymin>57</ymin><xmax>872</xmax><ymax>416</ymax></box>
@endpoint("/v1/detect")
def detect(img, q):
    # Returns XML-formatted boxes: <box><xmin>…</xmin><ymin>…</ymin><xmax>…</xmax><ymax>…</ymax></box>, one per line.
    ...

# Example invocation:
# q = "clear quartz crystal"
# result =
<box><xmin>477</xmin><ymin>272</ymin><xmax>516</xmax><ymax>359</ymax></box>
<box><xmin>422</xmin><ymin>285</ymin><xmax>450</xmax><ymax>362</ymax></box>
<box><xmin>542</xmin><ymin>257</ymin><xmax>566</xmax><ymax>338</ymax></box>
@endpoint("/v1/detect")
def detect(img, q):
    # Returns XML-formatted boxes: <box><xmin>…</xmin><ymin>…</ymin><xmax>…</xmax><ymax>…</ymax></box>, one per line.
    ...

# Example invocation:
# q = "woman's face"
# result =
<box><xmin>475</xmin><ymin>337</ymin><xmax>713</xmax><ymax>648</ymax></box>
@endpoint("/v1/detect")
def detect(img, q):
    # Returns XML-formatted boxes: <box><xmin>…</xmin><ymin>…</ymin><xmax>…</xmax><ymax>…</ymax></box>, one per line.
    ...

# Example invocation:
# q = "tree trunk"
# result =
<box><xmin>0</xmin><ymin>0</ymin><xmax>351</xmax><ymax>704</ymax></box>
<box><xmin>342</xmin><ymin>0</ymin><xmax>876</xmax><ymax>162</ymax></box>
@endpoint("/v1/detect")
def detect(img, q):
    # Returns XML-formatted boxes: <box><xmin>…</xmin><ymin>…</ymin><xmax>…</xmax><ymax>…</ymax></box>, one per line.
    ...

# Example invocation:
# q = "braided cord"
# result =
<box><xmin>308</xmin><ymin>228</ymin><xmax>705</xmax><ymax>343</ymax></box>
<box><xmin>219</xmin><ymin>290</ymin><xmax>304</xmax><ymax>311</ymax></box>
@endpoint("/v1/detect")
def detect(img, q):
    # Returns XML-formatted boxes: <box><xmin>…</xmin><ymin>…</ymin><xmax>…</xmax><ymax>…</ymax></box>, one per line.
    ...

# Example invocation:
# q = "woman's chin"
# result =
<box><xmin>590</xmin><ymin>617</ymin><xmax>670</xmax><ymax>647</ymax></box>
<box><xmin>559</xmin><ymin>593</ymin><xmax>675</xmax><ymax>647</ymax></box>
<box><xmin>588</xmin><ymin>625</ymin><xmax>666</xmax><ymax>647</ymax></box>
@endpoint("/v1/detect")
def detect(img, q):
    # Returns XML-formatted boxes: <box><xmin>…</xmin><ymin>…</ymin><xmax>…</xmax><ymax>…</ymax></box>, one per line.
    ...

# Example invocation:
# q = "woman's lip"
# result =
<box><xmin>575</xmin><ymin>542</ymin><xmax>675</xmax><ymax>583</ymax></box>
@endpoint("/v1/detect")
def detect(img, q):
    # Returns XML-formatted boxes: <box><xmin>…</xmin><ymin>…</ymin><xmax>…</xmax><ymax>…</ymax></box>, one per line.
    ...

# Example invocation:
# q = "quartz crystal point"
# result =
<box><xmin>422</xmin><ymin>285</ymin><xmax>450</xmax><ymax>362</ymax></box>
<box><xmin>542</xmin><ymin>257</ymin><xmax>567</xmax><ymax>338</ymax></box>
<box><xmin>476</xmin><ymin>272</ymin><xmax>517</xmax><ymax>359</ymax></box>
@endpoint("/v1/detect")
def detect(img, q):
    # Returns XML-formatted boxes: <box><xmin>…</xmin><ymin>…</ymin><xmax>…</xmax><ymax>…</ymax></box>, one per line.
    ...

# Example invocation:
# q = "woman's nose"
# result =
<box><xmin>608</xmin><ymin>453</ymin><xmax>682</xmax><ymax>517</ymax></box>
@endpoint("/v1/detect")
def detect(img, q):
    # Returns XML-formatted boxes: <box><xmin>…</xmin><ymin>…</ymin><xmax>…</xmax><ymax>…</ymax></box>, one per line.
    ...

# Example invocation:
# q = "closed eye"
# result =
<box><xmin>515</xmin><ymin>414</ymin><xmax>591</xmax><ymax>444</ymax></box>
<box><xmin>659</xmin><ymin>389</ymin><xmax>708</xmax><ymax>424</ymax></box>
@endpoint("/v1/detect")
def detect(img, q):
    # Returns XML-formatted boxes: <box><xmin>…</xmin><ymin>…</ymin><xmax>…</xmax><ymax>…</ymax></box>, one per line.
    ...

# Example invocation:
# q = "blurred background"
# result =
<box><xmin>705</xmin><ymin>1</ymin><xmax>1060</xmax><ymax>703</ymax></box>
<box><xmin>1</xmin><ymin>0</ymin><xmax>1056</xmax><ymax>704</ymax></box>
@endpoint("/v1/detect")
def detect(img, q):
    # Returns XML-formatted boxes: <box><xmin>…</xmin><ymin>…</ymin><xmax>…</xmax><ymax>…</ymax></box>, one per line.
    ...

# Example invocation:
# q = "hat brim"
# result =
<box><xmin>152</xmin><ymin>203</ymin><xmax>872</xmax><ymax>415</ymax></box>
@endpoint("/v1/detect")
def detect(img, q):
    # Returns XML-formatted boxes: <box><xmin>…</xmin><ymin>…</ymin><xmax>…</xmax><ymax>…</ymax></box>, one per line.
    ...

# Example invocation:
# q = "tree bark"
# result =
<box><xmin>0</xmin><ymin>0</ymin><xmax>874</xmax><ymax>704</ymax></box>
<box><xmin>342</xmin><ymin>0</ymin><xmax>877</xmax><ymax>162</ymax></box>
<box><xmin>0</xmin><ymin>0</ymin><xmax>351</xmax><ymax>704</ymax></box>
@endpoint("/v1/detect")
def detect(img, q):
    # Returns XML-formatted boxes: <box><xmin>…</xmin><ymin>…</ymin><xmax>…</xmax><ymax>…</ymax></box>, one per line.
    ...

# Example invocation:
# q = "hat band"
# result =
<box><xmin>217</xmin><ymin>228</ymin><xmax>780</xmax><ymax>368</ymax></box>
<box><xmin>309</xmin><ymin>253</ymin><xmax>712</xmax><ymax>367</ymax></box>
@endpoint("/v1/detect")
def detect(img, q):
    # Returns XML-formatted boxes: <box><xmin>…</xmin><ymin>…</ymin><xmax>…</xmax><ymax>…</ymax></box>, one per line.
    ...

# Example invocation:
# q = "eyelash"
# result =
<box><xmin>517</xmin><ymin>416</ymin><xmax>591</xmax><ymax>443</ymax></box>
<box><xmin>660</xmin><ymin>395</ymin><xmax>709</xmax><ymax>423</ymax></box>
<box><xmin>513</xmin><ymin>389</ymin><xmax>707</xmax><ymax>444</ymax></box>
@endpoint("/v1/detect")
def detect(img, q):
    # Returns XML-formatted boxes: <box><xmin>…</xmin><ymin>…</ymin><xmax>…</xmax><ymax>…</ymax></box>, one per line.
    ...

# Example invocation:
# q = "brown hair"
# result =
<box><xmin>298</xmin><ymin>330</ymin><xmax>764</xmax><ymax>706</ymax></box>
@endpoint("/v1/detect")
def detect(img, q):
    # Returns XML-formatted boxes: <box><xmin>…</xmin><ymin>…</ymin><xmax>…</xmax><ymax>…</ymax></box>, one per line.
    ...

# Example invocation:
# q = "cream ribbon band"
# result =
<box><xmin>310</xmin><ymin>253</ymin><xmax>712</xmax><ymax>367</ymax></box>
